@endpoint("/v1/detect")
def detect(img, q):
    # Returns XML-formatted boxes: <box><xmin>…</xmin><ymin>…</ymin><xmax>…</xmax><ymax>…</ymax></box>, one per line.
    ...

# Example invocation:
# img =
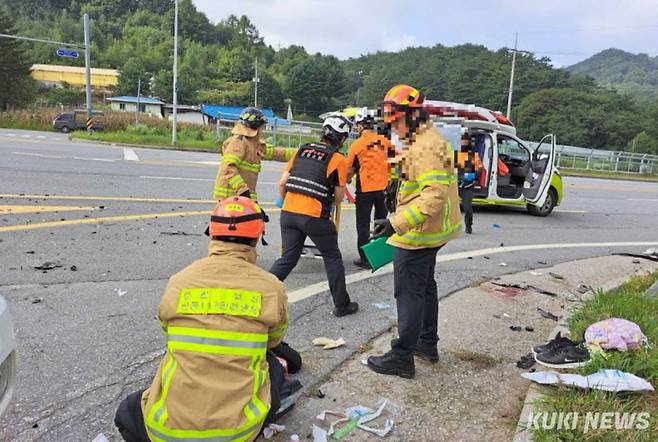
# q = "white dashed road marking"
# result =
<box><xmin>140</xmin><ymin>175</ymin><xmax>213</xmax><ymax>182</ymax></box>
<box><xmin>123</xmin><ymin>148</ymin><xmax>140</xmax><ymax>162</ymax></box>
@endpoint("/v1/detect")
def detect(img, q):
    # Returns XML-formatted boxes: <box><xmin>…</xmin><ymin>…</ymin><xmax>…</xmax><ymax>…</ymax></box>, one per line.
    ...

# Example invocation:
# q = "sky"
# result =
<box><xmin>193</xmin><ymin>0</ymin><xmax>658</xmax><ymax>67</ymax></box>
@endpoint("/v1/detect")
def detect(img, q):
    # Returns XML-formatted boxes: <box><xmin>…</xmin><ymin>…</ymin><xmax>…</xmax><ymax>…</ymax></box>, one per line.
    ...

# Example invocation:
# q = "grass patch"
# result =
<box><xmin>531</xmin><ymin>271</ymin><xmax>658</xmax><ymax>441</ymax></box>
<box><xmin>560</xmin><ymin>169</ymin><xmax>658</xmax><ymax>183</ymax></box>
<box><xmin>450</xmin><ymin>349</ymin><xmax>500</xmax><ymax>369</ymax></box>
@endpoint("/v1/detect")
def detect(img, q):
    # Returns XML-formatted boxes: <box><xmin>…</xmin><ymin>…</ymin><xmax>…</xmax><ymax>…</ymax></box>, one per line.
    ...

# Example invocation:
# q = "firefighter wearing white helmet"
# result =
<box><xmin>270</xmin><ymin>114</ymin><xmax>359</xmax><ymax>318</ymax></box>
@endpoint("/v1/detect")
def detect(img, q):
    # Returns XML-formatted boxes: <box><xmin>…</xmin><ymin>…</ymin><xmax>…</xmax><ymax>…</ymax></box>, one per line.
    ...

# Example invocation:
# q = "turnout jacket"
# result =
<box><xmin>141</xmin><ymin>241</ymin><xmax>288</xmax><ymax>442</ymax></box>
<box><xmin>388</xmin><ymin>123</ymin><xmax>463</xmax><ymax>250</ymax></box>
<box><xmin>214</xmin><ymin>123</ymin><xmax>296</xmax><ymax>201</ymax></box>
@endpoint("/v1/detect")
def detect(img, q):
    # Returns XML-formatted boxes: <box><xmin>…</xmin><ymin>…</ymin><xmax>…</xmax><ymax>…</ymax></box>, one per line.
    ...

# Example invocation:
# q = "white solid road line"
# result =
<box><xmin>11</xmin><ymin>151</ymin><xmax>65</xmax><ymax>159</ymax></box>
<box><xmin>287</xmin><ymin>240</ymin><xmax>658</xmax><ymax>304</ymax></box>
<box><xmin>123</xmin><ymin>148</ymin><xmax>140</xmax><ymax>162</ymax></box>
<box><xmin>140</xmin><ymin>175</ymin><xmax>213</xmax><ymax>182</ymax></box>
<box><xmin>628</xmin><ymin>198</ymin><xmax>658</xmax><ymax>202</ymax></box>
<box><xmin>72</xmin><ymin>157</ymin><xmax>117</xmax><ymax>162</ymax></box>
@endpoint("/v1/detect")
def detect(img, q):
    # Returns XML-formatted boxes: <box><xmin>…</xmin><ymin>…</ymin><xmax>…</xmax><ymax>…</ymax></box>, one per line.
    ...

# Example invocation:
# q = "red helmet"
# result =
<box><xmin>209</xmin><ymin>196</ymin><xmax>265</xmax><ymax>239</ymax></box>
<box><xmin>382</xmin><ymin>84</ymin><xmax>425</xmax><ymax>123</ymax></box>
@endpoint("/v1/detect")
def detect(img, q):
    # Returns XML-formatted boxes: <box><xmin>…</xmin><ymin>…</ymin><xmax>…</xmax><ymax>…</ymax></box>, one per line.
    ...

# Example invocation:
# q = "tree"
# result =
<box><xmin>115</xmin><ymin>57</ymin><xmax>151</xmax><ymax>96</ymax></box>
<box><xmin>0</xmin><ymin>6</ymin><xmax>35</xmax><ymax>109</ymax></box>
<box><xmin>626</xmin><ymin>132</ymin><xmax>656</xmax><ymax>155</ymax></box>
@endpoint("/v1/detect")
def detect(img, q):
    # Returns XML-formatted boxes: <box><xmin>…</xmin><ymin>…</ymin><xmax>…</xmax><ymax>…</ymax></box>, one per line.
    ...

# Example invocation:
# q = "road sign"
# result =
<box><xmin>56</xmin><ymin>48</ymin><xmax>79</xmax><ymax>59</ymax></box>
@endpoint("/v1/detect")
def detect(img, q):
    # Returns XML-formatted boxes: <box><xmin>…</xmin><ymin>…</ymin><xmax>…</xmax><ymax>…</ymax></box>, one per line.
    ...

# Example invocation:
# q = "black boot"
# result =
<box><xmin>333</xmin><ymin>301</ymin><xmax>359</xmax><ymax>317</ymax></box>
<box><xmin>465</xmin><ymin>225</ymin><xmax>472</xmax><ymax>234</ymax></box>
<box><xmin>413</xmin><ymin>344</ymin><xmax>439</xmax><ymax>363</ymax></box>
<box><xmin>367</xmin><ymin>350</ymin><xmax>415</xmax><ymax>379</ymax></box>
<box><xmin>352</xmin><ymin>258</ymin><xmax>371</xmax><ymax>269</ymax></box>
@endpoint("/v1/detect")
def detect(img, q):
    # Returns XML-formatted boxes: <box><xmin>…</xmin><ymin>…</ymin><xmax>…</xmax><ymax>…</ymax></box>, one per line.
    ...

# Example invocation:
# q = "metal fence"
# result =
<box><xmin>212</xmin><ymin>117</ymin><xmax>326</xmax><ymax>149</ymax></box>
<box><xmin>552</xmin><ymin>145</ymin><xmax>658</xmax><ymax>176</ymax></box>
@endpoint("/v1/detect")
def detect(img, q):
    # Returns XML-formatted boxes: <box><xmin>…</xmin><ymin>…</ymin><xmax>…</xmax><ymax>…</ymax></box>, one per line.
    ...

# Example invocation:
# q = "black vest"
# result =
<box><xmin>286</xmin><ymin>142</ymin><xmax>337</xmax><ymax>217</ymax></box>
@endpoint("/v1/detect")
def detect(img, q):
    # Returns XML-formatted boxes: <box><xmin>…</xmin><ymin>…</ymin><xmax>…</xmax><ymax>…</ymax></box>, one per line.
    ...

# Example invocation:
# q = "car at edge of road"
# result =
<box><xmin>52</xmin><ymin>110</ymin><xmax>105</xmax><ymax>133</ymax></box>
<box><xmin>0</xmin><ymin>294</ymin><xmax>16</xmax><ymax>419</ymax></box>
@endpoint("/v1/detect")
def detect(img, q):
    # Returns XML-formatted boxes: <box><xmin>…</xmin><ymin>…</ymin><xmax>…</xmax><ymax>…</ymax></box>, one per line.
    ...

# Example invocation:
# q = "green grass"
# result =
<box><xmin>560</xmin><ymin>168</ymin><xmax>658</xmax><ymax>182</ymax></box>
<box><xmin>532</xmin><ymin>271</ymin><xmax>658</xmax><ymax>442</ymax></box>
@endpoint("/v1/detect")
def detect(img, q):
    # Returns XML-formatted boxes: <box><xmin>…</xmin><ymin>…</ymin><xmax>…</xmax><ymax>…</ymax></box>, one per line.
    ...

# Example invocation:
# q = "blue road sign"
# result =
<box><xmin>56</xmin><ymin>48</ymin><xmax>79</xmax><ymax>59</ymax></box>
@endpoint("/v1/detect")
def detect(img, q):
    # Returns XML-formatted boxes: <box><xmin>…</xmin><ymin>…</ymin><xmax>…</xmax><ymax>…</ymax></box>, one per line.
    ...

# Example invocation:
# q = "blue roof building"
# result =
<box><xmin>108</xmin><ymin>96</ymin><xmax>165</xmax><ymax>105</ymax></box>
<box><xmin>201</xmin><ymin>104</ymin><xmax>290</xmax><ymax>126</ymax></box>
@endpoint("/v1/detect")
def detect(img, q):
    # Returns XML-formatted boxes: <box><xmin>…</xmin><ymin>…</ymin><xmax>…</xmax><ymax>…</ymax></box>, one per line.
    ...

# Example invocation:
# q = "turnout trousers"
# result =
<box><xmin>391</xmin><ymin>246</ymin><xmax>443</xmax><ymax>359</ymax></box>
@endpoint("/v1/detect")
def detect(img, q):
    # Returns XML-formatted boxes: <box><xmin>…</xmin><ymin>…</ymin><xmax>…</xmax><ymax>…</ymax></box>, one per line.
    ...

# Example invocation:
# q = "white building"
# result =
<box><xmin>107</xmin><ymin>96</ymin><xmax>164</xmax><ymax>116</ymax></box>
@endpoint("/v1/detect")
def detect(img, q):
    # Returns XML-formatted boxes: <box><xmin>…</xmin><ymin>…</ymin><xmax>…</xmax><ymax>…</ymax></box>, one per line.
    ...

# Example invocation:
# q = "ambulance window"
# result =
<box><xmin>498</xmin><ymin>136</ymin><xmax>529</xmax><ymax>162</ymax></box>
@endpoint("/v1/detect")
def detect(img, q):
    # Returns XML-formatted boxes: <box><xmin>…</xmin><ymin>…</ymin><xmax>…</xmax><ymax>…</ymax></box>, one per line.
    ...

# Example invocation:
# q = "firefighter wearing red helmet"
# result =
<box><xmin>115</xmin><ymin>196</ymin><xmax>301</xmax><ymax>442</ymax></box>
<box><xmin>367</xmin><ymin>85</ymin><xmax>462</xmax><ymax>379</ymax></box>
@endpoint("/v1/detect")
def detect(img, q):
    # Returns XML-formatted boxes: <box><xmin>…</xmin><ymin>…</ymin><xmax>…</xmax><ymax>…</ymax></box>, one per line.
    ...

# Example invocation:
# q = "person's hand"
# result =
<box><xmin>275</xmin><ymin>196</ymin><xmax>284</xmax><ymax>208</ymax></box>
<box><xmin>240</xmin><ymin>189</ymin><xmax>251</xmax><ymax>199</ymax></box>
<box><xmin>372</xmin><ymin>219</ymin><xmax>395</xmax><ymax>239</ymax></box>
<box><xmin>259</xmin><ymin>205</ymin><xmax>269</xmax><ymax>223</ymax></box>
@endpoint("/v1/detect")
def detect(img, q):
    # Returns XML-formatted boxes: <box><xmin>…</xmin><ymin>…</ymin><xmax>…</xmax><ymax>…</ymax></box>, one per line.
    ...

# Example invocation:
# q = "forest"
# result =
<box><xmin>1</xmin><ymin>0</ymin><xmax>657</xmax><ymax>152</ymax></box>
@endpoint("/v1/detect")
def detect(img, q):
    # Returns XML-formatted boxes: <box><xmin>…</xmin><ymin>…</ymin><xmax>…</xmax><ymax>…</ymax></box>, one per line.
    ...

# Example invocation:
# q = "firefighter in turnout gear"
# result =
<box><xmin>213</xmin><ymin>107</ymin><xmax>296</xmax><ymax>204</ymax></box>
<box><xmin>114</xmin><ymin>197</ymin><xmax>299</xmax><ymax>442</ymax></box>
<box><xmin>346</xmin><ymin>108</ymin><xmax>392</xmax><ymax>269</ymax></box>
<box><xmin>367</xmin><ymin>84</ymin><xmax>462</xmax><ymax>379</ymax></box>
<box><xmin>269</xmin><ymin>114</ymin><xmax>359</xmax><ymax>318</ymax></box>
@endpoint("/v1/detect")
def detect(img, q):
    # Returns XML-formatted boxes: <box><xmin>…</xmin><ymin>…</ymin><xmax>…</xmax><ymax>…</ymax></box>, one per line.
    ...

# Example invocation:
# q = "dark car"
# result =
<box><xmin>52</xmin><ymin>110</ymin><xmax>104</xmax><ymax>133</ymax></box>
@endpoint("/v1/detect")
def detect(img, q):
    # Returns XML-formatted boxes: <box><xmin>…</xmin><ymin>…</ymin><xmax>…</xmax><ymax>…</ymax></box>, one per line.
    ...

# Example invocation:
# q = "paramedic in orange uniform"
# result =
<box><xmin>269</xmin><ymin>114</ymin><xmax>359</xmax><ymax>318</ymax></box>
<box><xmin>346</xmin><ymin>109</ymin><xmax>392</xmax><ymax>268</ymax></box>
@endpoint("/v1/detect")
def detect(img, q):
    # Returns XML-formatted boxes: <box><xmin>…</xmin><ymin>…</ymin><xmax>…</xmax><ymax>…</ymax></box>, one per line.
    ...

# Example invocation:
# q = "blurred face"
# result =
<box><xmin>356</xmin><ymin>122</ymin><xmax>365</xmax><ymax>134</ymax></box>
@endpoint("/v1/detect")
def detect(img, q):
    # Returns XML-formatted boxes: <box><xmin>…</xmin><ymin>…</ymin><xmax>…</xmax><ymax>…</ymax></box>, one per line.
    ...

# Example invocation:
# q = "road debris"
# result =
<box><xmin>525</xmin><ymin>326</ymin><xmax>535</xmax><ymax>332</ymax></box>
<box><xmin>537</xmin><ymin>308</ymin><xmax>559</xmax><ymax>321</ymax></box>
<box><xmin>576</xmin><ymin>284</ymin><xmax>590</xmax><ymax>294</ymax></box>
<box><xmin>522</xmin><ymin>369</ymin><xmax>654</xmax><ymax>393</ymax></box>
<box><xmin>492</xmin><ymin>224</ymin><xmax>501</xmax><ymax>228</ymax></box>
<box><xmin>373</xmin><ymin>303</ymin><xmax>391</xmax><ymax>309</ymax></box>
<box><xmin>34</xmin><ymin>261</ymin><xmax>62</xmax><ymax>271</ymax></box>
<box><xmin>25</xmin><ymin>250</ymin><xmax>35</xmax><ymax>254</ymax></box>
<box><xmin>92</xmin><ymin>433</ymin><xmax>110</xmax><ymax>442</ymax></box>
<box><xmin>316</xmin><ymin>389</ymin><xmax>326</xmax><ymax>399</ymax></box>
<box><xmin>498</xmin><ymin>262</ymin><xmax>507</xmax><ymax>267</ymax></box>
<box><xmin>70</xmin><ymin>265</ymin><xmax>77</xmax><ymax>271</ymax></box>
<box><xmin>530</xmin><ymin>271</ymin><xmax>543</xmax><ymax>276</ymax></box>
<box><xmin>516</xmin><ymin>353</ymin><xmax>535</xmax><ymax>369</ymax></box>
<box><xmin>31</xmin><ymin>298</ymin><xmax>43</xmax><ymax>304</ymax></box>
<box><xmin>509</xmin><ymin>325</ymin><xmax>522</xmax><ymax>332</ymax></box>
<box><xmin>114</xmin><ymin>288</ymin><xmax>128</xmax><ymax>297</ymax></box>
<box><xmin>262</xmin><ymin>423</ymin><xmax>286</xmax><ymax>439</ymax></box>
<box><xmin>160</xmin><ymin>231</ymin><xmax>204</xmax><ymax>236</ymax></box>
<box><xmin>312</xmin><ymin>337</ymin><xmax>345</xmax><ymax>350</ymax></box>
<box><xmin>548</xmin><ymin>272</ymin><xmax>565</xmax><ymax>280</ymax></box>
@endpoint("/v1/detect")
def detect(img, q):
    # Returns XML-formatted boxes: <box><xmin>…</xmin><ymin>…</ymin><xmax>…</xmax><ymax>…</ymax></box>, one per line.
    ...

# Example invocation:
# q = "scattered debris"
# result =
<box><xmin>516</xmin><ymin>353</ymin><xmax>536</xmax><ymax>369</ymax></box>
<box><xmin>373</xmin><ymin>303</ymin><xmax>391</xmax><ymax>310</ymax></box>
<box><xmin>510</xmin><ymin>325</ymin><xmax>522</xmax><ymax>332</ymax></box>
<box><xmin>530</xmin><ymin>271</ymin><xmax>543</xmax><ymax>276</ymax></box>
<box><xmin>483</xmin><ymin>256</ymin><xmax>490</xmax><ymax>260</ymax></box>
<box><xmin>114</xmin><ymin>288</ymin><xmax>127</xmax><ymax>297</ymax></box>
<box><xmin>498</xmin><ymin>262</ymin><xmax>507</xmax><ymax>267</ymax></box>
<box><xmin>612</xmin><ymin>252</ymin><xmax>658</xmax><ymax>262</ymax></box>
<box><xmin>525</xmin><ymin>326</ymin><xmax>535</xmax><ymax>332</ymax></box>
<box><xmin>492</xmin><ymin>224</ymin><xmax>501</xmax><ymax>228</ymax></box>
<box><xmin>160</xmin><ymin>231</ymin><xmax>203</xmax><ymax>237</ymax></box>
<box><xmin>522</xmin><ymin>369</ymin><xmax>654</xmax><ymax>392</ymax></box>
<box><xmin>576</xmin><ymin>284</ymin><xmax>590</xmax><ymax>294</ymax></box>
<box><xmin>107</xmin><ymin>313</ymin><xmax>127</xmax><ymax>318</ymax></box>
<box><xmin>25</xmin><ymin>251</ymin><xmax>35</xmax><ymax>254</ymax></box>
<box><xmin>537</xmin><ymin>308</ymin><xmax>559</xmax><ymax>321</ymax></box>
<box><xmin>530</xmin><ymin>286</ymin><xmax>558</xmax><ymax>298</ymax></box>
<box><xmin>549</xmin><ymin>272</ymin><xmax>565</xmax><ymax>280</ymax></box>
<box><xmin>500</xmin><ymin>242</ymin><xmax>505</xmax><ymax>247</ymax></box>
<box><xmin>92</xmin><ymin>433</ymin><xmax>110</xmax><ymax>442</ymax></box>
<box><xmin>312</xmin><ymin>337</ymin><xmax>345</xmax><ymax>350</ymax></box>
<box><xmin>564</xmin><ymin>292</ymin><xmax>582</xmax><ymax>302</ymax></box>
<box><xmin>492</xmin><ymin>282</ymin><xmax>528</xmax><ymax>290</ymax></box>
<box><xmin>34</xmin><ymin>261</ymin><xmax>62</xmax><ymax>271</ymax></box>
<box><xmin>70</xmin><ymin>265</ymin><xmax>77</xmax><ymax>271</ymax></box>
<box><xmin>262</xmin><ymin>423</ymin><xmax>286</xmax><ymax>439</ymax></box>
<box><xmin>316</xmin><ymin>389</ymin><xmax>326</xmax><ymax>399</ymax></box>
<box><xmin>31</xmin><ymin>298</ymin><xmax>43</xmax><ymax>304</ymax></box>
<box><xmin>537</xmin><ymin>260</ymin><xmax>547</xmax><ymax>265</ymax></box>
<box><xmin>632</xmin><ymin>259</ymin><xmax>641</xmax><ymax>264</ymax></box>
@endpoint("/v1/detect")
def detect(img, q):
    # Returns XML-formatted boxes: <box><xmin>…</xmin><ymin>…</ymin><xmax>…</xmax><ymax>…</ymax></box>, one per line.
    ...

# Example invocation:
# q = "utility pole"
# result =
<box><xmin>253</xmin><ymin>57</ymin><xmax>260</xmax><ymax>107</ymax></box>
<box><xmin>135</xmin><ymin>78</ymin><xmax>141</xmax><ymax>125</ymax></box>
<box><xmin>506</xmin><ymin>32</ymin><xmax>518</xmax><ymax>119</ymax></box>
<box><xmin>83</xmin><ymin>13</ymin><xmax>93</xmax><ymax>133</ymax></box>
<box><xmin>171</xmin><ymin>0</ymin><xmax>179</xmax><ymax>145</ymax></box>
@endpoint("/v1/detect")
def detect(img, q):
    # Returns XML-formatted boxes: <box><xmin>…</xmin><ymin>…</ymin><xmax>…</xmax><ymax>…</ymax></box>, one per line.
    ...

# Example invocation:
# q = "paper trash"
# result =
<box><xmin>522</xmin><ymin>369</ymin><xmax>654</xmax><ymax>393</ymax></box>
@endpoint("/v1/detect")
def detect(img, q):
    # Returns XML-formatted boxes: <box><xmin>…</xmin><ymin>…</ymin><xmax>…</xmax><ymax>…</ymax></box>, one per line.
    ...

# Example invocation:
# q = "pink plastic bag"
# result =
<box><xmin>585</xmin><ymin>318</ymin><xmax>647</xmax><ymax>351</ymax></box>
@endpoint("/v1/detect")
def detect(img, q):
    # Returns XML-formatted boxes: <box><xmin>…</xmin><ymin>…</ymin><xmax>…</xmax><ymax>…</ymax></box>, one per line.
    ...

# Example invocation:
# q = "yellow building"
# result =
<box><xmin>30</xmin><ymin>64</ymin><xmax>119</xmax><ymax>89</ymax></box>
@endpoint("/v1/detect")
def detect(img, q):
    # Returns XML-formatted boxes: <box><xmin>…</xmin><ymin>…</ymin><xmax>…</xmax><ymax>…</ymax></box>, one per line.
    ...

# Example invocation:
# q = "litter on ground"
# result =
<box><xmin>312</xmin><ymin>337</ymin><xmax>346</xmax><ymax>350</ymax></box>
<box><xmin>522</xmin><ymin>369</ymin><xmax>654</xmax><ymax>392</ymax></box>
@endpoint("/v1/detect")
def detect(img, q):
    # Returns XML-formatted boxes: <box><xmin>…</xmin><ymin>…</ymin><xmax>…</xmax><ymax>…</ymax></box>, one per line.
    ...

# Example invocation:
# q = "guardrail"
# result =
<box><xmin>554</xmin><ymin>147</ymin><xmax>657</xmax><ymax>175</ymax></box>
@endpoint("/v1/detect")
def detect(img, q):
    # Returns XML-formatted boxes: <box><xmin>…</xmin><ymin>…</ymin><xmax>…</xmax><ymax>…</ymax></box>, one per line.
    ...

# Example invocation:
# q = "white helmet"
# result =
<box><xmin>353</xmin><ymin>107</ymin><xmax>376</xmax><ymax>128</ymax></box>
<box><xmin>322</xmin><ymin>113</ymin><xmax>352</xmax><ymax>146</ymax></box>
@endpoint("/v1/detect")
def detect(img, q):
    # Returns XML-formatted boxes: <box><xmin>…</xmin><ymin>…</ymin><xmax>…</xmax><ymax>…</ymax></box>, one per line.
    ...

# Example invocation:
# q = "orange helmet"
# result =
<box><xmin>209</xmin><ymin>196</ymin><xmax>265</xmax><ymax>239</ymax></box>
<box><xmin>382</xmin><ymin>84</ymin><xmax>425</xmax><ymax>123</ymax></box>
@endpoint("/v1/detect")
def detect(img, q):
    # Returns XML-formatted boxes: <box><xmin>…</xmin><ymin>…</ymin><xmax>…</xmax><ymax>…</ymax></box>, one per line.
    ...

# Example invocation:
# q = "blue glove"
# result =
<box><xmin>275</xmin><ymin>196</ymin><xmax>284</xmax><ymax>208</ymax></box>
<box><xmin>464</xmin><ymin>172</ymin><xmax>476</xmax><ymax>181</ymax></box>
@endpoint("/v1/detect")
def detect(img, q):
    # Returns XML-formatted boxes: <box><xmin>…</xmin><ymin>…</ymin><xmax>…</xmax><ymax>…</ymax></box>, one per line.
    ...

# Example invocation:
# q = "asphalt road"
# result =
<box><xmin>0</xmin><ymin>128</ymin><xmax>657</xmax><ymax>441</ymax></box>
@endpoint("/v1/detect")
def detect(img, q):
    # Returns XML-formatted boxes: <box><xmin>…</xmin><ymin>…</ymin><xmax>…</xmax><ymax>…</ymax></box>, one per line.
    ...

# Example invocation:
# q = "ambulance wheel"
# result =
<box><xmin>527</xmin><ymin>187</ymin><xmax>556</xmax><ymax>217</ymax></box>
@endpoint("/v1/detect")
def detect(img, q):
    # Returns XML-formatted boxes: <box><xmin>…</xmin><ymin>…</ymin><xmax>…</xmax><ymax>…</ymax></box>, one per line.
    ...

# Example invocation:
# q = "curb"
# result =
<box><xmin>69</xmin><ymin>136</ymin><xmax>219</xmax><ymax>154</ymax></box>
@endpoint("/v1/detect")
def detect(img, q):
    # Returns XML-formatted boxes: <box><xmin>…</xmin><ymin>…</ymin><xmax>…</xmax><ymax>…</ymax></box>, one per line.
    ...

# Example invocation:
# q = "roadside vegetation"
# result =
<box><xmin>532</xmin><ymin>271</ymin><xmax>658</xmax><ymax>441</ymax></box>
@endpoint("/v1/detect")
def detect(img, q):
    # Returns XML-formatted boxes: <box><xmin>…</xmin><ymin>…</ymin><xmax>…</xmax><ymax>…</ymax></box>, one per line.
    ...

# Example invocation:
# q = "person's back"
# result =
<box><xmin>347</xmin><ymin>129</ymin><xmax>390</xmax><ymax>193</ymax></box>
<box><xmin>141</xmin><ymin>240</ymin><xmax>287</xmax><ymax>440</ymax></box>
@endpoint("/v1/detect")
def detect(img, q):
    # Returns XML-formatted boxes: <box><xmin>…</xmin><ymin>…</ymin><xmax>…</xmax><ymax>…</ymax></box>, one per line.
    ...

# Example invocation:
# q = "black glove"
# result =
<box><xmin>259</xmin><ymin>205</ymin><xmax>269</xmax><ymax>223</ymax></box>
<box><xmin>239</xmin><ymin>189</ymin><xmax>251</xmax><ymax>199</ymax></box>
<box><xmin>372</xmin><ymin>219</ymin><xmax>395</xmax><ymax>239</ymax></box>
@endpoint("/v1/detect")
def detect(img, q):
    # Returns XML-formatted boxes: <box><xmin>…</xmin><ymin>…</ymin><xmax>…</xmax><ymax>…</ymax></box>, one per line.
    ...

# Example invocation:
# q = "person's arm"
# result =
<box><xmin>345</xmin><ymin>141</ymin><xmax>360</xmax><ymax>183</ymax></box>
<box><xmin>278</xmin><ymin>171</ymin><xmax>290</xmax><ymax>199</ymax></box>
<box><xmin>213</xmin><ymin>138</ymin><xmax>249</xmax><ymax>199</ymax></box>
<box><xmin>389</xmin><ymin>134</ymin><xmax>453</xmax><ymax>235</ymax></box>
<box><xmin>333</xmin><ymin>186</ymin><xmax>345</xmax><ymax>205</ymax></box>
<box><xmin>268</xmin><ymin>285</ymin><xmax>289</xmax><ymax>348</ymax></box>
<box><xmin>332</xmin><ymin>153</ymin><xmax>348</xmax><ymax>206</ymax></box>
<box><xmin>263</xmin><ymin>143</ymin><xmax>297</xmax><ymax>163</ymax></box>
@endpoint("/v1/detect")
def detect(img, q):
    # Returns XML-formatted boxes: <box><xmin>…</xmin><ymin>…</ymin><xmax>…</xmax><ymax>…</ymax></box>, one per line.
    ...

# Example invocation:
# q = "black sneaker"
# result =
<box><xmin>353</xmin><ymin>258</ymin><xmax>371</xmax><ymax>270</ymax></box>
<box><xmin>367</xmin><ymin>351</ymin><xmax>415</xmax><ymax>379</ymax></box>
<box><xmin>532</xmin><ymin>332</ymin><xmax>576</xmax><ymax>356</ymax></box>
<box><xmin>535</xmin><ymin>342</ymin><xmax>590</xmax><ymax>369</ymax></box>
<box><xmin>333</xmin><ymin>301</ymin><xmax>359</xmax><ymax>317</ymax></box>
<box><xmin>413</xmin><ymin>345</ymin><xmax>439</xmax><ymax>363</ymax></box>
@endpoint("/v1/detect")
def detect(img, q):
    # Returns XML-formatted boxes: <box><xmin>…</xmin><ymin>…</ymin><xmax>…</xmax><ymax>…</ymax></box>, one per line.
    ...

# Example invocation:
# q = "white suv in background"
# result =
<box><xmin>0</xmin><ymin>294</ymin><xmax>16</xmax><ymax>418</ymax></box>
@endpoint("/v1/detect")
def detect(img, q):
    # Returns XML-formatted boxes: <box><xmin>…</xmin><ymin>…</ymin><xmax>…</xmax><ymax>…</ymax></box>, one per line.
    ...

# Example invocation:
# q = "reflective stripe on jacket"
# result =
<box><xmin>388</xmin><ymin>123</ymin><xmax>463</xmax><ymax>250</ymax></box>
<box><xmin>141</xmin><ymin>241</ymin><xmax>288</xmax><ymax>442</ymax></box>
<box><xmin>213</xmin><ymin>123</ymin><xmax>296</xmax><ymax>201</ymax></box>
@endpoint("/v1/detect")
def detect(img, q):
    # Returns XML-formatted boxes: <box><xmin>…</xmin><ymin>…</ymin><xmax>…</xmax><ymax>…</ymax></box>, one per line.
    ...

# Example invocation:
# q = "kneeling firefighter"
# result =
<box><xmin>367</xmin><ymin>84</ymin><xmax>462</xmax><ymax>379</ymax></box>
<box><xmin>269</xmin><ymin>114</ymin><xmax>359</xmax><ymax>318</ymax></box>
<box><xmin>213</xmin><ymin>107</ymin><xmax>297</xmax><ymax>207</ymax></box>
<box><xmin>115</xmin><ymin>196</ymin><xmax>301</xmax><ymax>442</ymax></box>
